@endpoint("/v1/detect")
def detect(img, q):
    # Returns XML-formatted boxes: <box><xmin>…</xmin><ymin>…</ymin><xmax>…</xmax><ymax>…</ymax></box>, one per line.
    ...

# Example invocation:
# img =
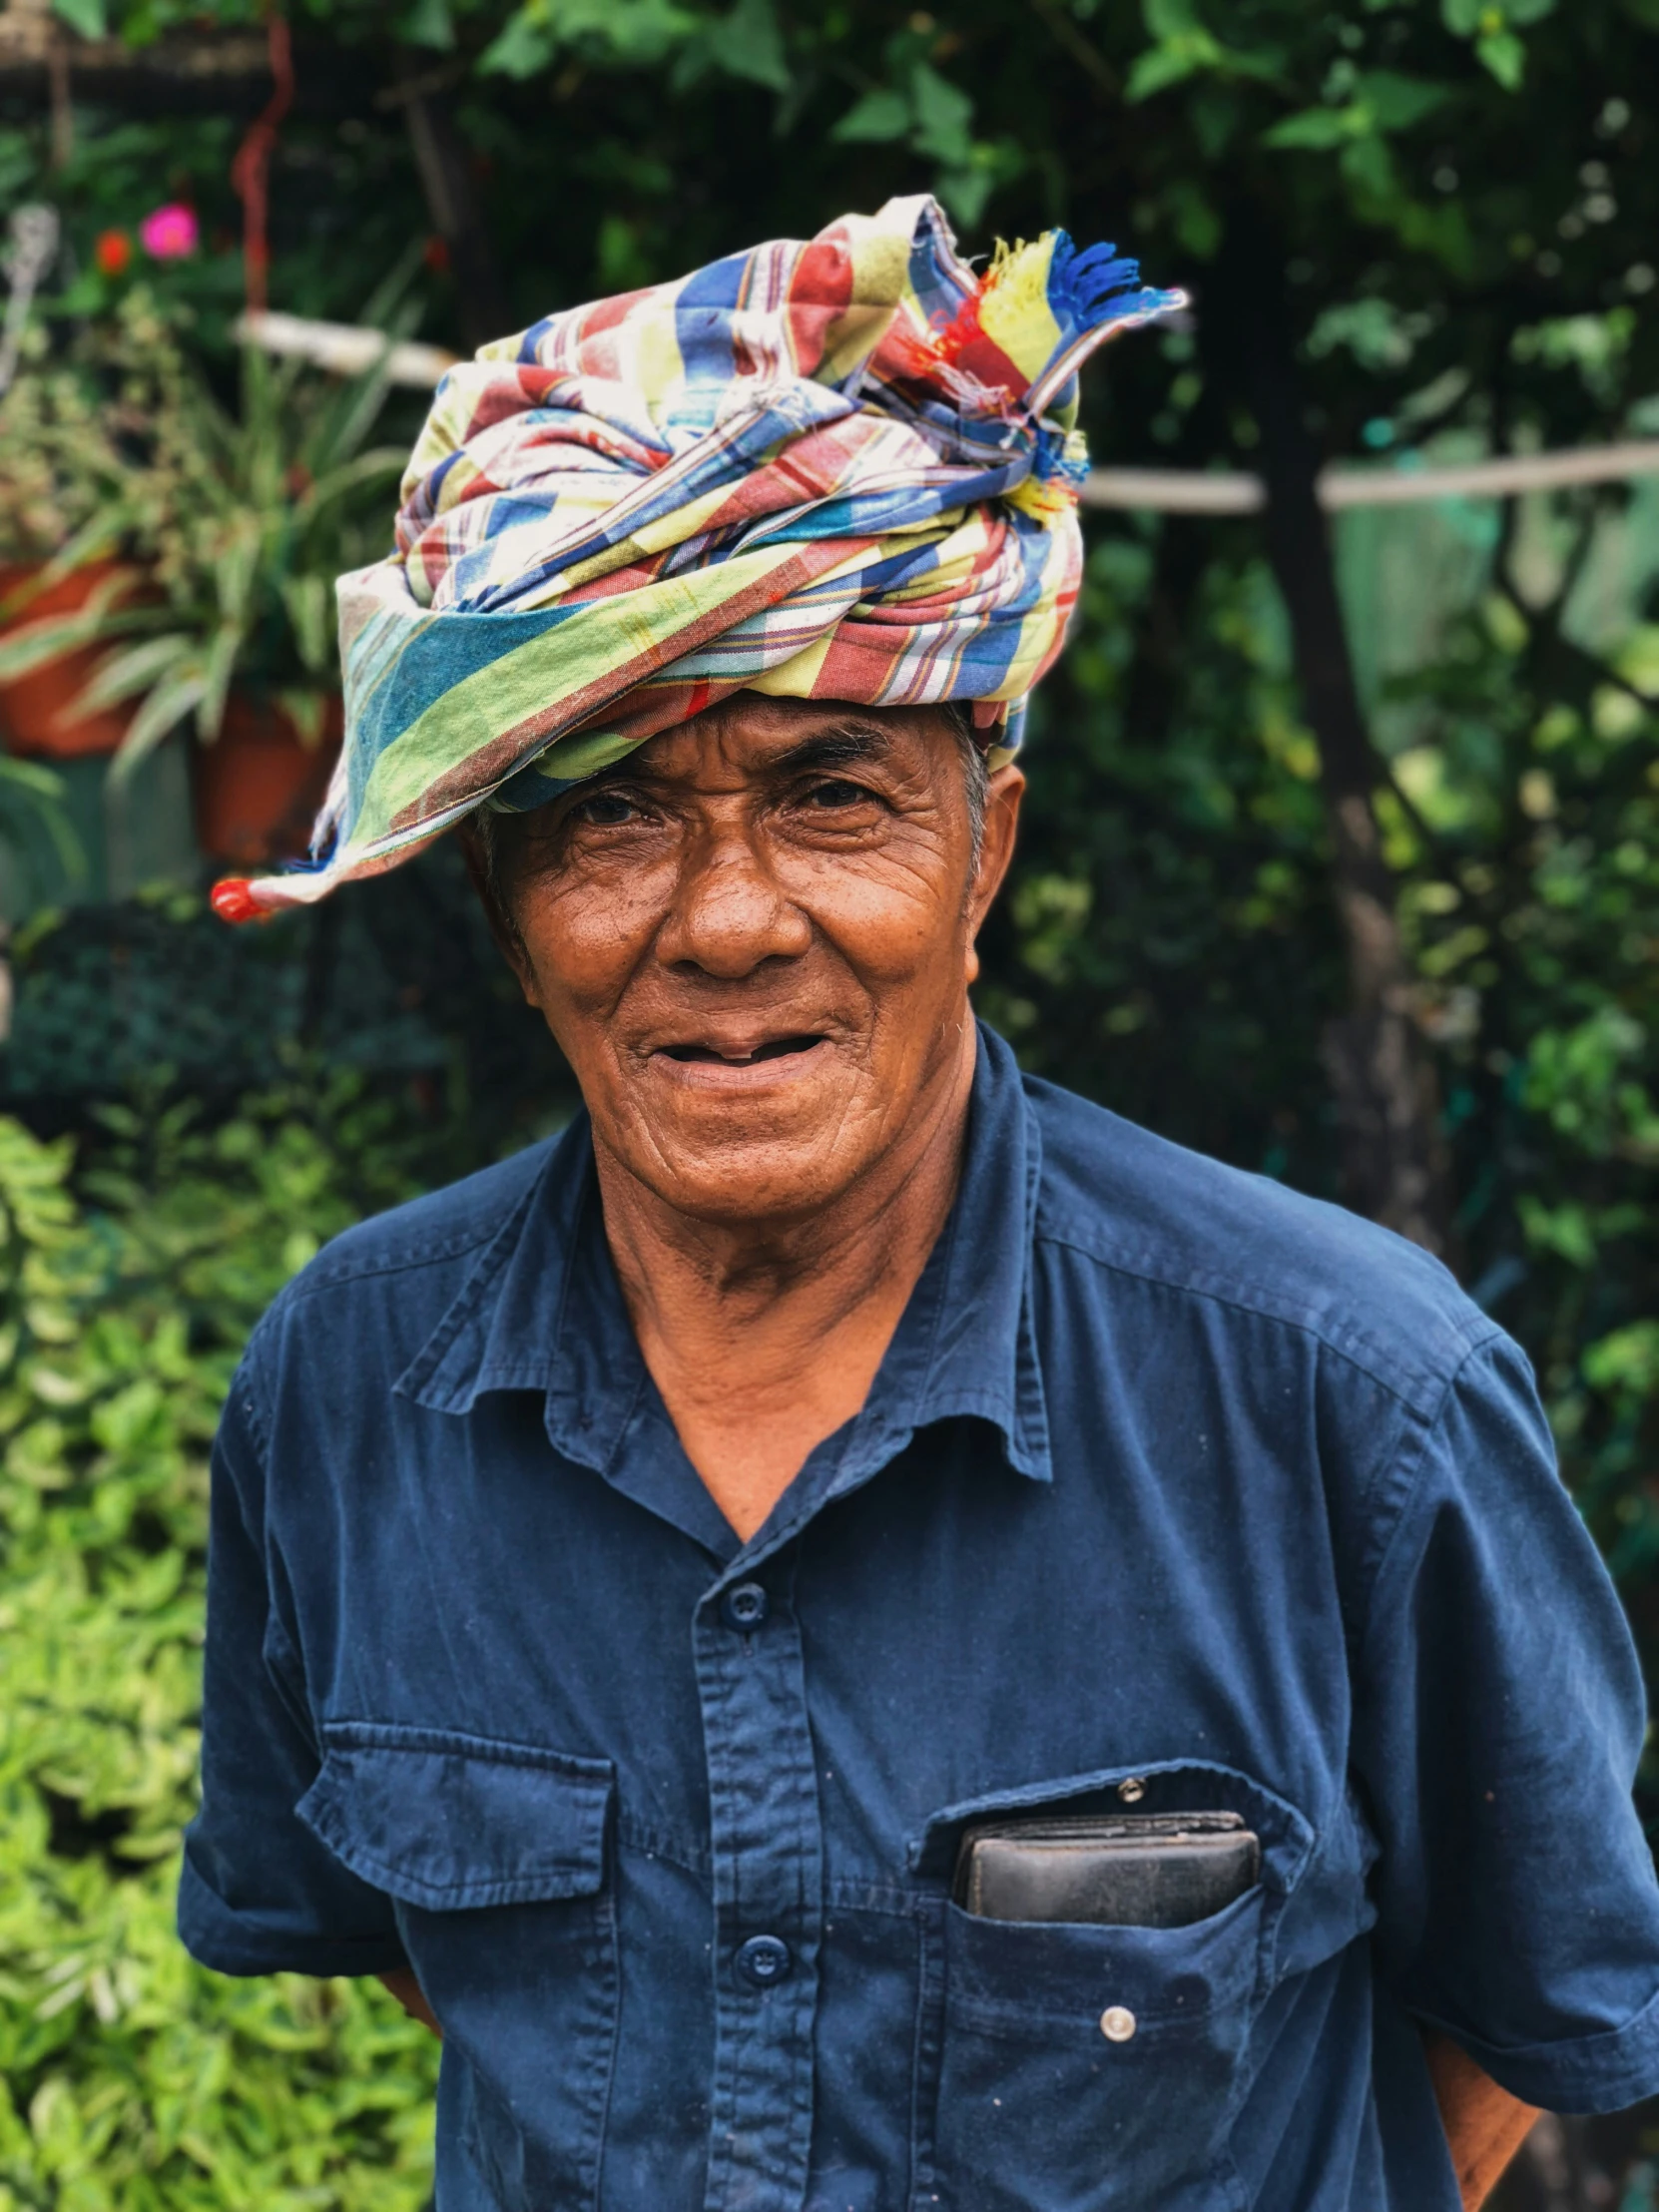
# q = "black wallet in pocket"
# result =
<box><xmin>953</xmin><ymin>1811</ymin><xmax>1260</xmax><ymax>1929</ymax></box>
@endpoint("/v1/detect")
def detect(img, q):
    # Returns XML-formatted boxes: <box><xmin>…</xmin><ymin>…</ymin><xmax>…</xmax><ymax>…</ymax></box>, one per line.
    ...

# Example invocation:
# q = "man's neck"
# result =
<box><xmin>595</xmin><ymin>1026</ymin><xmax>977</xmax><ymax>1541</ymax></box>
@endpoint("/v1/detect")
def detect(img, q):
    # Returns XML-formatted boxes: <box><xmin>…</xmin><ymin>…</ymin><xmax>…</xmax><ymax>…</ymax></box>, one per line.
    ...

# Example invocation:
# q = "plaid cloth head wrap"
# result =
<box><xmin>214</xmin><ymin>194</ymin><xmax>1183</xmax><ymax>920</ymax></box>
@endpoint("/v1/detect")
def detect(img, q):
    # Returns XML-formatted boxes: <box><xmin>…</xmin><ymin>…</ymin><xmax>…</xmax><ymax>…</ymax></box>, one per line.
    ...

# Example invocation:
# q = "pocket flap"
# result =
<box><xmin>297</xmin><ymin>1723</ymin><xmax>613</xmax><ymax>1910</ymax></box>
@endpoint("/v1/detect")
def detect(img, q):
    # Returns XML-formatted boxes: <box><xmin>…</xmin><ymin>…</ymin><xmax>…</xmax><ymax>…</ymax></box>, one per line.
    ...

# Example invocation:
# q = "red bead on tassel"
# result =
<box><xmin>211</xmin><ymin>877</ymin><xmax>265</xmax><ymax>924</ymax></box>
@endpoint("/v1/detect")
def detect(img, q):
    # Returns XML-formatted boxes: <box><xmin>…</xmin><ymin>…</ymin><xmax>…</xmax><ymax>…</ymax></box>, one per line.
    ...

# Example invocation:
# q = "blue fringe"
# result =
<box><xmin>1046</xmin><ymin>233</ymin><xmax>1146</xmax><ymax>335</ymax></box>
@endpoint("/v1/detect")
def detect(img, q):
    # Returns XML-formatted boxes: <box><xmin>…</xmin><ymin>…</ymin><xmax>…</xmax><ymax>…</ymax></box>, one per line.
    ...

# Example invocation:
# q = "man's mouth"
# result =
<box><xmin>657</xmin><ymin>1034</ymin><xmax>827</xmax><ymax>1067</ymax></box>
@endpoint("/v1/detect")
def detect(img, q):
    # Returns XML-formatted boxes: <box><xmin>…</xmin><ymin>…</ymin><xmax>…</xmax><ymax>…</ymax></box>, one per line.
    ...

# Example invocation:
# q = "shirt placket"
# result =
<box><xmin>695</xmin><ymin>1539</ymin><xmax>823</xmax><ymax>2212</ymax></box>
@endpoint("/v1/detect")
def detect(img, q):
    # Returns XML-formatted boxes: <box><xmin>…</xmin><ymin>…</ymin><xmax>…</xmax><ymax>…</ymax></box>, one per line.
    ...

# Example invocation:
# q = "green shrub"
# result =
<box><xmin>0</xmin><ymin>1088</ymin><xmax>440</xmax><ymax>2212</ymax></box>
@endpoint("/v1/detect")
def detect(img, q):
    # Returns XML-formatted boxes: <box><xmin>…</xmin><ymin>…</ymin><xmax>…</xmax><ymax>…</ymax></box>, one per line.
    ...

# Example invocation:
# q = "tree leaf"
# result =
<box><xmin>1126</xmin><ymin>8</ymin><xmax>1275</xmax><ymax>104</ymax></box>
<box><xmin>195</xmin><ymin>625</ymin><xmax>244</xmax><ymax>745</ymax></box>
<box><xmin>1164</xmin><ymin>179</ymin><xmax>1222</xmax><ymax>259</ymax></box>
<box><xmin>1340</xmin><ymin>131</ymin><xmax>1398</xmax><ymax>201</ymax></box>
<box><xmin>1190</xmin><ymin>85</ymin><xmax>1242</xmax><ymax>158</ymax></box>
<box><xmin>298</xmin><ymin>447</ymin><xmax>408</xmax><ymax>522</ymax></box>
<box><xmin>1228</xmin><ymin>43</ymin><xmax>1287</xmax><ymax>85</ymax></box>
<box><xmin>1353</xmin><ymin>70</ymin><xmax>1453</xmax><ymax>131</ymax></box>
<box><xmin>1125</xmin><ymin>43</ymin><xmax>1207</xmax><ymax>101</ymax></box>
<box><xmin>478</xmin><ymin>11</ymin><xmax>557</xmax><ymax>77</ymax></box>
<box><xmin>402</xmin><ymin>0</ymin><xmax>455</xmax><ymax>46</ymax></box>
<box><xmin>274</xmin><ymin>689</ymin><xmax>331</xmax><ymax>750</ymax></box>
<box><xmin>104</xmin><ymin>673</ymin><xmax>207</xmax><ymax>790</ymax></box>
<box><xmin>279</xmin><ymin>576</ymin><xmax>333</xmax><ymax>677</ymax></box>
<box><xmin>0</xmin><ymin>592</ymin><xmax>154</xmax><ymax>683</ymax></box>
<box><xmin>66</xmin><ymin>634</ymin><xmax>194</xmax><ymax>714</ymax></box>
<box><xmin>1476</xmin><ymin>28</ymin><xmax>1525</xmax><ymax>86</ymax></box>
<box><xmin>830</xmin><ymin>87</ymin><xmax>912</xmax><ymax>143</ymax></box>
<box><xmin>1263</xmin><ymin>106</ymin><xmax>1355</xmax><ymax>150</ymax></box>
<box><xmin>0</xmin><ymin>761</ymin><xmax>84</xmax><ymax>884</ymax></box>
<box><xmin>703</xmin><ymin>0</ymin><xmax>789</xmax><ymax>92</ymax></box>
<box><xmin>938</xmin><ymin>165</ymin><xmax>993</xmax><ymax>228</ymax></box>
<box><xmin>50</xmin><ymin>0</ymin><xmax>106</xmax><ymax>37</ymax></box>
<box><xmin>910</xmin><ymin>62</ymin><xmax>975</xmax><ymax>167</ymax></box>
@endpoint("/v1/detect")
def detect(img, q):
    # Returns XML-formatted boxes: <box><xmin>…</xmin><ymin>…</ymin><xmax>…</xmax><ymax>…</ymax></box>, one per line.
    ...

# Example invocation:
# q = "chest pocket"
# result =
<box><xmin>914</xmin><ymin>1759</ymin><xmax>1314</xmax><ymax>2212</ymax></box>
<box><xmin>297</xmin><ymin>1722</ymin><xmax>616</xmax><ymax>2212</ymax></box>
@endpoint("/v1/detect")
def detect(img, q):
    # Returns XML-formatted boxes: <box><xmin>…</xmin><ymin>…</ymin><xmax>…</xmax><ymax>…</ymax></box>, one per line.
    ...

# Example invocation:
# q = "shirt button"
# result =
<box><xmin>1100</xmin><ymin>2005</ymin><xmax>1138</xmax><ymax>2042</ymax></box>
<box><xmin>735</xmin><ymin>1934</ymin><xmax>793</xmax><ymax>1988</ymax></box>
<box><xmin>721</xmin><ymin>1582</ymin><xmax>770</xmax><ymax>1632</ymax></box>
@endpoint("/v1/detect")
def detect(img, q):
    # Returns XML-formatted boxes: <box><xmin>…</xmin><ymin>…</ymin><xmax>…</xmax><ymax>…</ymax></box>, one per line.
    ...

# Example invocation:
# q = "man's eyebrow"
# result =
<box><xmin>574</xmin><ymin>720</ymin><xmax>893</xmax><ymax>794</ymax></box>
<box><xmin>767</xmin><ymin>726</ymin><xmax>893</xmax><ymax>777</ymax></box>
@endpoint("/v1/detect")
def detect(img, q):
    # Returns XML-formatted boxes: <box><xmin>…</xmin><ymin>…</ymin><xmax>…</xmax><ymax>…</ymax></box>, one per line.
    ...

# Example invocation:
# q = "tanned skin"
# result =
<box><xmin>1423</xmin><ymin>2031</ymin><xmax>1541</xmax><ymax>2207</ymax></box>
<box><xmin>378</xmin><ymin>693</ymin><xmax>1538</xmax><ymax>2206</ymax></box>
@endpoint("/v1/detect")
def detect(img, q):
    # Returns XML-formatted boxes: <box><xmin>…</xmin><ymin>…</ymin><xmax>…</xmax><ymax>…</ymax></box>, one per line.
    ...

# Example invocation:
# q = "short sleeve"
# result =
<box><xmin>178</xmin><ymin>1342</ymin><xmax>407</xmax><ymax>1979</ymax></box>
<box><xmin>1352</xmin><ymin>1333</ymin><xmax>1659</xmax><ymax>2113</ymax></box>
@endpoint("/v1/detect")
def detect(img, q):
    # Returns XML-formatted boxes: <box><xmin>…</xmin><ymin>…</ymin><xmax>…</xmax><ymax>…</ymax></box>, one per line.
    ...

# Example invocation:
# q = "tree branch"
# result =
<box><xmin>1021</xmin><ymin>0</ymin><xmax>1119</xmax><ymax>99</ymax></box>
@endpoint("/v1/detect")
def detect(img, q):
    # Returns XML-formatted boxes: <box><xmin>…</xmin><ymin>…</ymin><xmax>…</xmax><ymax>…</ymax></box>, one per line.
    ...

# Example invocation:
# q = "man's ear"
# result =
<box><xmin>457</xmin><ymin>823</ymin><xmax>540</xmax><ymax>1006</ymax></box>
<box><xmin>968</xmin><ymin>764</ymin><xmax>1025</xmax><ymax>938</ymax></box>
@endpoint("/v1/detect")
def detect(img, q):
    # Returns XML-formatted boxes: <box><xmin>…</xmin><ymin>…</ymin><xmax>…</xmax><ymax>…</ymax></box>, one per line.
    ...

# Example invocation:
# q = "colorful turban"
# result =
<box><xmin>214</xmin><ymin>194</ymin><xmax>1183</xmax><ymax>920</ymax></box>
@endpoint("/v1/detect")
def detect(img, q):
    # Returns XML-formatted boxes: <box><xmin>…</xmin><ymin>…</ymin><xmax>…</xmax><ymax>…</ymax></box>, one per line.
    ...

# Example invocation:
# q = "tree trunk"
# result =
<box><xmin>1208</xmin><ymin>224</ymin><xmax>1453</xmax><ymax>1258</ymax></box>
<box><xmin>392</xmin><ymin>56</ymin><xmax>510</xmax><ymax>354</ymax></box>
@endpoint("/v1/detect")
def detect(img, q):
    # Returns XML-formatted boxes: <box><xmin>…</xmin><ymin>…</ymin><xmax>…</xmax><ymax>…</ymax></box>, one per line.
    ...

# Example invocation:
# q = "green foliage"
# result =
<box><xmin>975</xmin><ymin>531</ymin><xmax>1341</xmax><ymax>1175</ymax></box>
<box><xmin>0</xmin><ymin>763</ymin><xmax>83</xmax><ymax>907</ymax></box>
<box><xmin>0</xmin><ymin>1090</ymin><xmax>440</xmax><ymax>2210</ymax></box>
<box><xmin>50</xmin><ymin>0</ymin><xmax>109</xmax><ymax>40</ymax></box>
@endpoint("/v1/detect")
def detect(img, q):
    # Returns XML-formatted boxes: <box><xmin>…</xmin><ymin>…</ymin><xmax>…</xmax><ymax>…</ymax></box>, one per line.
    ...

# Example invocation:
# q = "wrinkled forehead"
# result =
<box><xmin>587</xmin><ymin>696</ymin><xmax>965</xmax><ymax>788</ymax></box>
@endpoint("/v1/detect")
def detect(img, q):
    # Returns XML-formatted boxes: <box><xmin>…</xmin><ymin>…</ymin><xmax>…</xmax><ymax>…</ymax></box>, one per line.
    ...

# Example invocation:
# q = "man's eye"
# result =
<box><xmin>804</xmin><ymin>779</ymin><xmax>870</xmax><ymax>810</ymax></box>
<box><xmin>571</xmin><ymin>793</ymin><xmax>640</xmax><ymax>828</ymax></box>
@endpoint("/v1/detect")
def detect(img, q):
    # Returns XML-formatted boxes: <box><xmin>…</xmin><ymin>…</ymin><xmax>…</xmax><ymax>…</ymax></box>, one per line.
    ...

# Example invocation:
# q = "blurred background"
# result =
<box><xmin>0</xmin><ymin>1</ymin><xmax>1656</xmax><ymax>2205</ymax></box>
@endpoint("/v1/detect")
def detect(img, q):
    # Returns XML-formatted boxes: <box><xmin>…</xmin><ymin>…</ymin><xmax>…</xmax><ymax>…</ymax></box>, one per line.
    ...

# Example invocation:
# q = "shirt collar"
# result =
<box><xmin>395</xmin><ymin>1020</ymin><xmax>1052</xmax><ymax>1518</ymax></box>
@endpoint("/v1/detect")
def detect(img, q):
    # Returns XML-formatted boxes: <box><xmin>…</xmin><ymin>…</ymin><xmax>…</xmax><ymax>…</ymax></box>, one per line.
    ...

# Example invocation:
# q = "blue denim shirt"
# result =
<box><xmin>181</xmin><ymin>1025</ymin><xmax>1659</xmax><ymax>2212</ymax></box>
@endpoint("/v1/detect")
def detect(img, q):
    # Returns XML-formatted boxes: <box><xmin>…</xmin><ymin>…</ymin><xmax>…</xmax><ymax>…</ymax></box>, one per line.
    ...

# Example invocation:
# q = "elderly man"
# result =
<box><xmin>183</xmin><ymin>200</ymin><xmax>1659</xmax><ymax>2212</ymax></box>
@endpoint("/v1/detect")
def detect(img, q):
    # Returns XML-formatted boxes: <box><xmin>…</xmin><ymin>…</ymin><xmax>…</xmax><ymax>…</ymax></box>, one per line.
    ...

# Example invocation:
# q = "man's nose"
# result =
<box><xmin>657</xmin><ymin>828</ymin><xmax>813</xmax><ymax>978</ymax></box>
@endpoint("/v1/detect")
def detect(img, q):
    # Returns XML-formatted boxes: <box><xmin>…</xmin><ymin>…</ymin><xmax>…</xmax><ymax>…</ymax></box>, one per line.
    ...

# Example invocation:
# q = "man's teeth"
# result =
<box><xmin>664</xmin><ymin>1035</ymin><xmax>820</xmax><ymax>1065</ymax></box>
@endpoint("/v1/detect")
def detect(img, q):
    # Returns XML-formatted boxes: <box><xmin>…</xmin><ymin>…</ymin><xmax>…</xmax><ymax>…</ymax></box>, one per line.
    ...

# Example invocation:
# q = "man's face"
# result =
<box><xmin>494</xmin><ymin>696</ymin><xmax>1023</xmax><ymax>1225</ymax></box>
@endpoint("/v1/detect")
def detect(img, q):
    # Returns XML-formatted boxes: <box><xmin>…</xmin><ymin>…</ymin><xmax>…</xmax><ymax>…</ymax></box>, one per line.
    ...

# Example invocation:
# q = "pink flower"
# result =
<box><xmin>139</xmin><ymin>204</ymin><xmax>199</xmax><ymax>261</ymax></box>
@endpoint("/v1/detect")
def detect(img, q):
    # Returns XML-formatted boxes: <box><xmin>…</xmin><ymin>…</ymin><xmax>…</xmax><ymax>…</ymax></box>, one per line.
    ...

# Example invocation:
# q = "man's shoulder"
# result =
<box><xmin>255</xmin><ymin>1134</ymin><xmax>565</xmax><ymax>1374</ymax></box>
<box><xmin>1024</xmin><ymin>1073</ymin><xmax>1496</xmax><ymax>1412</ymax></box>
<box><xmin>297</xmin><ymin>1138</ymin><xmax>557</xmax><ymax>1293</ymax></box>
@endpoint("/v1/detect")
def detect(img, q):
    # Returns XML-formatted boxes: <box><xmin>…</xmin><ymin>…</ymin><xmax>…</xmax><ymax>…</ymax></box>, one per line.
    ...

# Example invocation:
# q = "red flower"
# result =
<box><xmin>95</xmin><ymin>230</ymin><xmax>133</xmax><ymax>277</ymax></box>
<box><xmin>422</xmin><ymin>235</ymin><xmax>451</xmax><ymax>274</ymax></box>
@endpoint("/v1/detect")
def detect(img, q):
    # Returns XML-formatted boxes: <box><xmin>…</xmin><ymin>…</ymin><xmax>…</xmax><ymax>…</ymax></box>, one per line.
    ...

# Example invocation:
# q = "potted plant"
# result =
<box><xmin>0</xmin><ymin>284</ymin><xmax>410</xmax><ymax>865</ymax></box>
<box><xmin>0</xmin><ymin>302</ymin><xmax>156</xmax><ymax>761</ymax></box>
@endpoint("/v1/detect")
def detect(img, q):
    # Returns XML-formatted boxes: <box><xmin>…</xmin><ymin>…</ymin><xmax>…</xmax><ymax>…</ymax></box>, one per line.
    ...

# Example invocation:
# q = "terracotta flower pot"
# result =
<box><xmin>0</xmin><ymin>560</ymin><xmax>145</xmax><ymax>760</ymax></box>
<box><xmin>193</xmin><ymin>693</ymin><xmax>342</xmax><ymax>867</ymax></box>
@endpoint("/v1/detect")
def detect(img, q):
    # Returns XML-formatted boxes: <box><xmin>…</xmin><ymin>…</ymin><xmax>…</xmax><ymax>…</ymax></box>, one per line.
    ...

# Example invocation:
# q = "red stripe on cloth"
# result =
<box><xmin>785</xmin><ymin>238</ymin><xmax>854</xmax><ymax>377</ymax></box>
<box><xmin>576</xmin><ymin>284</ymin><xmax>656</xmax><ymax>341</ymax></box>
<box><xmin>465</xmin><ymin>369</ymin><xmax>564</xmax><ymax>437</ymax></box>
<box><xmin>809</xmin><ymin>627</ymin><xmax>906</xmax><ymax>696</ymax></box>
<box><xmin>693</xmin><ymin>415</ymin><xmax>879</xmax><ymax>532</ymax></box>
<box><xmin>554</xmin><ymin>557</ymin><xmax>674</xmax><ymax>607</ymax></box>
